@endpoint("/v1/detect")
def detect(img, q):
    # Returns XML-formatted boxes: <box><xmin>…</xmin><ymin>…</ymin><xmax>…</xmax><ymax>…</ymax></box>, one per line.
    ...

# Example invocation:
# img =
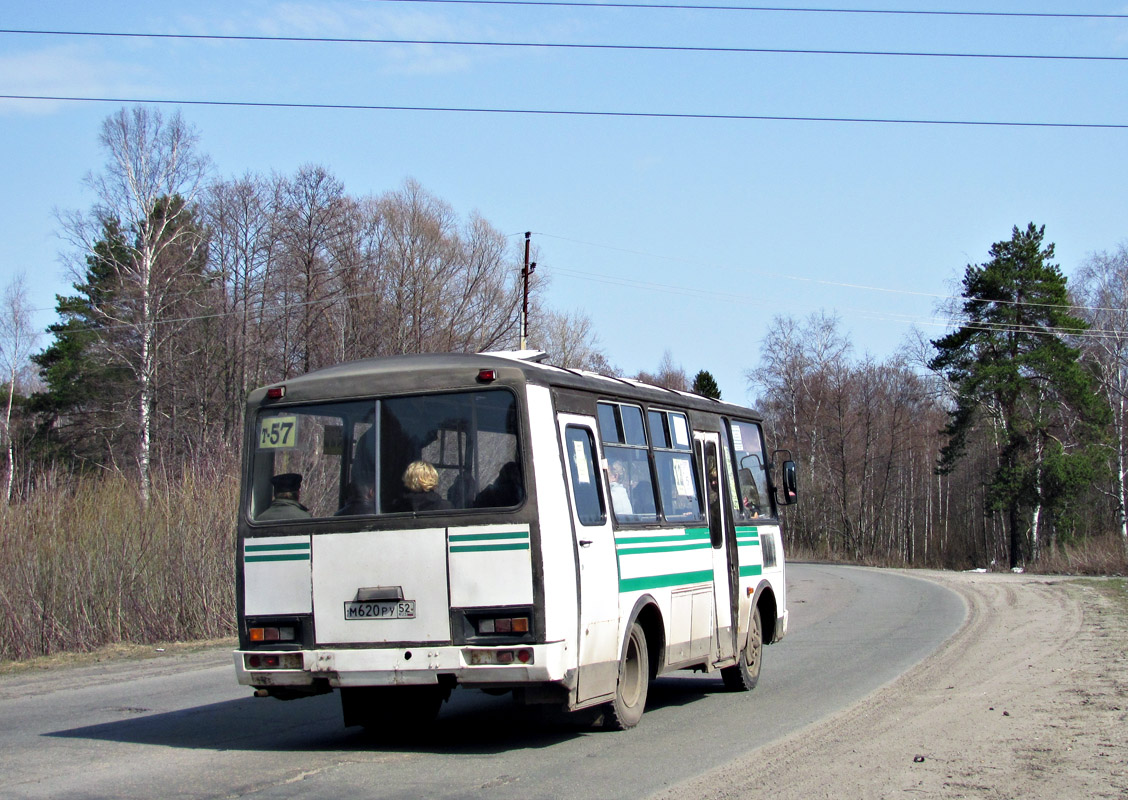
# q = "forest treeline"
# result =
<box><xmin>0</xmin><ymin>106</ymin><xmax>1125</xmax><ymax>660</ymax></box>
<box><xmin>749</xmin><ymin>226</ymin><xmax>1128</xmax><ymax>575</ymax></box>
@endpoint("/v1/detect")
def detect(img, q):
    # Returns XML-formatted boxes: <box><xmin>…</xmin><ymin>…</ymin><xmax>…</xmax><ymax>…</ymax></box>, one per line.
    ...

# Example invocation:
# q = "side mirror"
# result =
<box><xmin>780</xmin><ymin>460</ymin><xmax>798</xmax><ymax>506</ymax></box>
<box><xmin>771</xmin><ymin>449</ymin><xmax>798</xmax><ymax>507</ymax></box>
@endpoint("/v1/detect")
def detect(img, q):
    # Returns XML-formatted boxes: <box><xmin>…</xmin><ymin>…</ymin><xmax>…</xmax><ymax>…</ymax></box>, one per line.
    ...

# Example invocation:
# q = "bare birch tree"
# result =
<box><xmin>637</xmin><ymin>350</ymin><xmax>689</xmax><ymax>391</ymax></box>
<box><xmin>0</xmin><ymin>273</ymin><xmax>39</xmax><ymax>503</ymax></box>
<box><xmin>534</xmin><ymin>308</ymin><xmax>611</xmax><ymax>371</ymax></box>
<box><xmin>1073</xmin><ymin>243</ymin><xmax>1128</xmax><ymax>550</ymax></box>
<box><xmin>203</xmin><ymin>173</ymin><xmax>279</xmax><ymax>439</ymax></box>
<box><xmin>58</xmin><ymin>106</ymin><xmax>211</xmax><ymax>501</ymax></box>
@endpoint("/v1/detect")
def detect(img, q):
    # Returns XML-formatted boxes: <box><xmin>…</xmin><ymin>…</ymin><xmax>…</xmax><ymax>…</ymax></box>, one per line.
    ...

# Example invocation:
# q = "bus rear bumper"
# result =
<box><xmin>235</xmin><ymin>641</ymin><xmax>573</xmax><ymax>690</ymax></box>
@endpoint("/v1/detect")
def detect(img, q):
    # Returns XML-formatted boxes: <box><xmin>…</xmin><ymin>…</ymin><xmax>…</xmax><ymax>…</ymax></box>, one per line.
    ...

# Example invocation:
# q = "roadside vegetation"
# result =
<box><xmin>0</xmin><ymin>464</ymin><xmax>236</xmax><ymax>661</ymax></box>
<box><xmin>0</xmin><ymin>105</ymin><xmax>1125</xmax><ymax>661</ymax></box>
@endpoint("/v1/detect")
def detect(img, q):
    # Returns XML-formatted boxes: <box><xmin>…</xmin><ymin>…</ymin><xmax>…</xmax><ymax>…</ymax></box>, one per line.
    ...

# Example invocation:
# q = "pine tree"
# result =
<box><xmin>30</xmin><ymin>220</ymin><xmax>136</xmax><ymax>467</ymax></box>
<box><xmin>692</xmin><ymin>369</ymin><xmax>722</xmax><ymax>399</ymax></box>
<box><xmin>929</xmin><ymin>224</ymin><xmax>1108</xmax><ymax>567</ymax></box>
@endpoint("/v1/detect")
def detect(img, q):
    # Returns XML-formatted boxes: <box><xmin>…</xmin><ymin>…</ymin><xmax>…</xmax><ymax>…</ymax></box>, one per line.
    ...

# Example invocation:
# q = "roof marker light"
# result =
<box><xmin>266</xmin><ymin>386</ymin><xmax>286</xmax><ymax>400</ymax></box>
<box><xmin>477</xmin><ymin>369</ymin><xmax>496</xmax><ymax>383</ymax></box>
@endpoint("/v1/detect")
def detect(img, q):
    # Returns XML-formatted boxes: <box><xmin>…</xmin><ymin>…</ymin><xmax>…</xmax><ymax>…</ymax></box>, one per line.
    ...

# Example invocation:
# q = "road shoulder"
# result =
<box><xmin>653</xmin><ymin>570</ymin><xmax>1128</xmax><ymax>800</ymax></box>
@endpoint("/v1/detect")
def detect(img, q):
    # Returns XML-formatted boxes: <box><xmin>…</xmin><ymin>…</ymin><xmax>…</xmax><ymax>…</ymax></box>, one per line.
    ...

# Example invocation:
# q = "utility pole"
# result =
<box><xmin>521</xmin><ymin>232</ymin><xmax>536</xmax><ymax>350</ymax></box>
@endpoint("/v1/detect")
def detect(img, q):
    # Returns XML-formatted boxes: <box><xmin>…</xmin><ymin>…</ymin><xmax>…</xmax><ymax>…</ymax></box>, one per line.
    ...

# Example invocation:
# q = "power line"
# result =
<box><xmin>4</xmin><ymin>28</ymin><xmax>1125</xmax><ymax>62</ymax></box>
<box><xmin>369</xmin><ymin>0</ymin><xmax>1128</xmax><ymax>20</ymax></box>
<box><xmin>550</xmin><ymin>266</ymin><xmax>1127</xmax><ymax>341</ymax></box>
<box><xmin>542</xmin><ymin>235</ymin><xmax>1128</xmax><ymax>317</ymax></box>
<box><xmin>29</xmin><ymin>233</ymin><xmax>1128</xmax><ymax>343</ymax></box>
<box><xmin>35</xmin><ymin>267</ymin><xmax>1128</xmax><ymax>344</ymax></box>
<box><xmin>3</xmin><ymin>95</ymin><xmax>1125</xmax><ymax>130</ymax></box>
<box><xmin>556</xmin><ymin>270</ymin><xmax>1124</xmax><ymax>341</ymax></box>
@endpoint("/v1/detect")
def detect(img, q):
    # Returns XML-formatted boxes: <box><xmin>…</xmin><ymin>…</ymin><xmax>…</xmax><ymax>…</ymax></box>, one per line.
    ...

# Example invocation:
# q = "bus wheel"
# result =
<box><xmin>605</xmin><ymin>621</ymin><xmax>649</xmax><ymax>730</ymax></box>
<box><xmin>722</xmin><ymin>605</ymin><xmax>762</xmax><ymax>692</ymax></box>
<box><xmin>341</xmin><ymin>685</ymin><xmax>446</xmax><ymax>731</ymax></box>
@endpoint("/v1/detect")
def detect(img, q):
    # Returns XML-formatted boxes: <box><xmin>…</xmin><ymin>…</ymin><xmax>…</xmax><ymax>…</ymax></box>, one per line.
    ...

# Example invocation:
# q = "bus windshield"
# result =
<box><xmin>249</xmin><ymin>389</ymin><xmax>522</xmax><ymax>521</ymax></box>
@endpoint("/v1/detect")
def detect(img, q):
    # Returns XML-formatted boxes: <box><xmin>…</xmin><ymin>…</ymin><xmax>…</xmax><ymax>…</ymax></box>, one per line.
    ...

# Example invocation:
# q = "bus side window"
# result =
<box><xmin>597</xmin><ymin>401</ymin><xmax>658</xmax><ymax>524</ymax></box>
<box><xmin>650</xmin><ymin>411</ymin><xmax>702</xmax><ymax>523</ymax></box>
<box><xmin>565</xmin><ymin>426</ymin><xmax>606</xmax><ymax>526</ymax></box>
<box><xmin>728</xmin><ymin>419</ymin><xmax>772</xmax><ymax>519</ymax></box>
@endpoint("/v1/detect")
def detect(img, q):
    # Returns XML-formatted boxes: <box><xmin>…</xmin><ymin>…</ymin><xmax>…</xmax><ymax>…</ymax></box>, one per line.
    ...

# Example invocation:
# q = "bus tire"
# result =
<box><xmin>605</xmin><ymin>621</ymin><xmax>649</xmax><ymax>730</ymax></box>
<box><xmin>722</xmin><ymin>605</ymin><xmax>762</xmax><ymax>692</ymax></box>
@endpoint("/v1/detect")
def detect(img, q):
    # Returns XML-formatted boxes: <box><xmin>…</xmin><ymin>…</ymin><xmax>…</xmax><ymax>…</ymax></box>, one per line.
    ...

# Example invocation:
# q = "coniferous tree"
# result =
<box><xmin>929</xmin><ymin>224</ymin><xmax>1109</xmax><ymax>567</ymax></box>
<box><xmin>30</xmin><ymin>220</ymin><xmax>136</xmax><ymax>467</ymax></box>
<box><xmin>691</xmin><ymin>369</ymin><xmax>722</xmax><ymax>399</ymax></box>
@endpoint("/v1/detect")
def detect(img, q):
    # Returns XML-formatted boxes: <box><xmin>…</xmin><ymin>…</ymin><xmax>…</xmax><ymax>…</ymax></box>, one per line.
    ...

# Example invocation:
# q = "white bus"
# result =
<box><xmin>235</xmin><ymin>352</ymin><xmax>796</xmax><ymax>729</ymax></box>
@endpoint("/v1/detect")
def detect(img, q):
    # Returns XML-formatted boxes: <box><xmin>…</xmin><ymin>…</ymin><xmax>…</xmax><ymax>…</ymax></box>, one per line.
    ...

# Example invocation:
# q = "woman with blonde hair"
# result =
<box><xmin>399</xmin><ymin>460</ymin><xmax>451</xmax><ymax>512</ymax></box>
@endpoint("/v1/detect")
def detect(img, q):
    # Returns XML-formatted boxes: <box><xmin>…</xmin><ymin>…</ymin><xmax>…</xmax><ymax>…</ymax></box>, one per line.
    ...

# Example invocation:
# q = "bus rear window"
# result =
<box><xmin>249</xmin><ymin>390</ymin><xmax>523</xmax><ymax>521</ymax></box>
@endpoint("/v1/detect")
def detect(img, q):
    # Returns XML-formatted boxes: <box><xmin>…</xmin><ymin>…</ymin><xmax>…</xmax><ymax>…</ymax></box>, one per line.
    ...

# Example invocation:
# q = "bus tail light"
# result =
<box><xmin>477</xmin><ymin>369</ymin><xmax>496</xmax><ymax>382</ymax></box>
<box><xmin>465</xmin><ymin>648</ymin><xmax>534</xmax><ymax>666</ymax></box>
<box><xmin>265</xmin><ymin>386</ymin><xmax>286</xmax><ymax>400</ymax></box>
<box><xmin>477</xmin><ymin>616</ymin><xmax>529</xmax><ymax>635</ymax></box>
<box><xmin>248</xmin><ymin>626</ymin><xmax>296</xmax><ymax>643</ymax></box>
<box><xmin>245</xmin><ymin>653</ymin><xmax>303</xmax><ymax>670</ymax></box>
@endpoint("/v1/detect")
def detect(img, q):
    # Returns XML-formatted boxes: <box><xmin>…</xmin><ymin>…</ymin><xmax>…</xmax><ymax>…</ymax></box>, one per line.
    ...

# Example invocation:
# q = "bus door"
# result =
<box><xmin>558</xmin><ymin>413</ymin><xmax>620</xmax><ymax>703</ymax></box>
<box><xmin>695</xmin><ymin>432</ymin><xmax>738</xmax><ymax>664</ymax></box>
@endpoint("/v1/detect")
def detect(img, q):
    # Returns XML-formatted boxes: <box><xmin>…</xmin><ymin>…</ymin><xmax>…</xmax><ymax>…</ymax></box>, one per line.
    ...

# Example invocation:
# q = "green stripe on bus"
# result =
<box><xmin>245</xmin><ymin>543</ymin><xmax>309</xmax><ymax>552</ymax></box>
<box><xmin>617</xmin><ymin>542</ymin><xmax>714</xmax><ymax>556</ymax></box>
<box><xmin>619</xmin><ymin>569</ymin><xmax>714</xmax><ymax>592</ymax></box>
<box><xmin>735</xmin><ymin>526</ymin><xmax>760</xmax><ymax>534</ymax></box>
<box><xmin>448</xmin><ymin>531</ymin><xmax>530</xmax><ymax>542</ymax></box>
<box><xmin>736</xmin><ymin>538</ymin><xmax>760</xmax><ymax>546</ymax></box>
<box><xmin>245</xmin><ymin>554</ymin><xmax>311</xmax><ymax>562</ymax></box>
<box><xmin>739</xmin><ymin>564</ymin><xmax>763</xmax><ymax>577</ymax></box>
<box><xmin>449</xmin><ymin>543</ymin><xmax>532</xmax><ymax>553</ymax></box>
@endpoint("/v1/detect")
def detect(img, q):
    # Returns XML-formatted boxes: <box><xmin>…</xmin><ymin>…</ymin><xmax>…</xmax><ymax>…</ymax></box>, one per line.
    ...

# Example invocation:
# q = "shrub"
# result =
<box><xmin>0</xmin><ymin>463</ymin><xmax>238</xmax><ymax>661</ymax></box>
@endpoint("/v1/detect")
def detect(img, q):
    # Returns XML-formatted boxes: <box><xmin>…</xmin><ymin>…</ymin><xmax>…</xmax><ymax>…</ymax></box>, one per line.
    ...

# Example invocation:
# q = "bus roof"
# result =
<box><xmin>247</xmin><ymin>352</ymin><xmax>763</xmax><ymax>420</ymax></box>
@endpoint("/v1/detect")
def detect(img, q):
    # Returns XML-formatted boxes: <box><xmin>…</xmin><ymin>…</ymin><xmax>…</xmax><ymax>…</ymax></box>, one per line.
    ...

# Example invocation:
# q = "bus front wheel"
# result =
<box><xmin>605</xmin><ymin>621</ymin><xmax>649</xmax><ymax>730</ymax></box>
<box><xmin>722</xmin><ymin>605</ymin><xmax>762</xmax><ymax>692</ymax></box>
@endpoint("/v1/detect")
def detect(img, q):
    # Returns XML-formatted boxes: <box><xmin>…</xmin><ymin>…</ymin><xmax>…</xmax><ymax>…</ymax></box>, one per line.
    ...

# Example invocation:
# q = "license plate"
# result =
<box><xmin>343</xmin><ymin>600</ymin><xmax>416</xmax><ymax>620</ymax></box>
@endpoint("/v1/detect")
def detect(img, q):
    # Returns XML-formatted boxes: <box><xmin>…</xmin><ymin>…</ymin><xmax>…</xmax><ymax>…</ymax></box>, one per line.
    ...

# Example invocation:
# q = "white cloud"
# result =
<box><xmin>218</xmin><ymin>1</ymin><xmax>500</xmax><ymax>76</ymax></box>
<box><xmin>0</xmin><ymin>45</ymin><xmax>152</xmax><ymax>116</ymax></box>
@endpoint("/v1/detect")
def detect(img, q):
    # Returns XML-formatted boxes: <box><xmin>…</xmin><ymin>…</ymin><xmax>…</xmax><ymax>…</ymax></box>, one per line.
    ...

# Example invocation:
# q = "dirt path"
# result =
<box><xmin>655</xmin><ymin>570</ymin><xmax>1128</xmax><ymax>800</ymax></box>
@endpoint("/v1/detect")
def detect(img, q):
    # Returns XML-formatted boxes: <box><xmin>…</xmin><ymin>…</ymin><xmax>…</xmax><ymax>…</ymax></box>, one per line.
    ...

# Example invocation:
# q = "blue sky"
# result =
<box><xmin>2</xmin><ymin>1</ymin><xmax>1127</xmax><ymax>403</ymax></box>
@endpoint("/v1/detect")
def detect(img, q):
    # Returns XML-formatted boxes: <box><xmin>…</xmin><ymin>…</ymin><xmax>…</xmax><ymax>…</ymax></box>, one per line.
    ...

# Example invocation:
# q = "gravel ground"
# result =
<box><xmin>655</xmin><ymin>570</ymin><xmax>1128</xmax><ymax>800</ymax></box>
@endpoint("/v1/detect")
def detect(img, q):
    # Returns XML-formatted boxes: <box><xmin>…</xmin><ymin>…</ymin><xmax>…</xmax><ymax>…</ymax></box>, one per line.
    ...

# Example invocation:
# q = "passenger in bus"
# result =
<box><xmin>738</xmin><ymin>467</ymin><xmax>762</xmax><ymax>518</ymax></box>
<box><xmin>631</xmin><ymin>477</ymin><xmax>656</xmax><ymax>515</ymax></box>
<box><xmin>335</xmin><ymin>480</ymin><xmax>375</xmax><ymax>516</ymax></box>
<box><xmin>475</xmin><ymin>461</ymin><xmax>523</xmax><ymax>507</ymax></box>
<box><xmin>446</xmin><ymin>472</ymin><xmax>478</xmax><ymax>508</ymax></box>
<box><xmin>609</xmin><ymin>461</ymin><xmax>634</xmax><ymax>515</ymax></box>
<box><xmin>398</xmin><ymin>460</ymin><xmax>451</xmax><ymax>512</ymax></box>
<box><xmin>258</xmin><ymin>472</ymin><xmax>311</xmax><ymax>520</ymax></box>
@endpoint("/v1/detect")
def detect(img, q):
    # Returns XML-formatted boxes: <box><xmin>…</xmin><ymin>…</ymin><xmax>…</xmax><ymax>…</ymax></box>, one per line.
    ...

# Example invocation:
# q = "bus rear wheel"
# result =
<box><xmin>722</xmin><ymin>605</ymin><xmax>762</xmax><ymax>692</ymax></box>
<box><xmin>605</xmin><ymin>621</ymin><xmax>649</xmax><ymax>730</ymax></box>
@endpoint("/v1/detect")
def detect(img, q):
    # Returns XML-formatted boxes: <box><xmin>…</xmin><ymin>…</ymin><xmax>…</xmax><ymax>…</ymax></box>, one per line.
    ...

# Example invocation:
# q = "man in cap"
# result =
<box><xmin>258</xmin><ymin>472</ymin><xmax>311</xmax><ymax>520</ymax></box>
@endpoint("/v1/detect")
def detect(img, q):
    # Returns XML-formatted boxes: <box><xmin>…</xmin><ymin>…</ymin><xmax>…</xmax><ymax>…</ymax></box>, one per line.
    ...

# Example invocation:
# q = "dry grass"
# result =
<box><xmin>0</xmin><ymin>464</ymin><xmax>238</xmax><ymax>661</ymax></box>
<box><xmin>0</xmin><ymin>636</ymin><xmax>236</xmax><ymax>676</ymax></box>
<box><xmin>1</xmin><ymin>463</ymin><xmax>1122</xmax><ymax>664</ymax></box>
<box><xmin>1030</xmin><ymin>535</ymin><xmax>1128</xmax><ymax>576</ymax></box>
<box><xmin>785</xmin><ymin>534</ymin><xmax>1127</xmax><ymax>576</ymax></box>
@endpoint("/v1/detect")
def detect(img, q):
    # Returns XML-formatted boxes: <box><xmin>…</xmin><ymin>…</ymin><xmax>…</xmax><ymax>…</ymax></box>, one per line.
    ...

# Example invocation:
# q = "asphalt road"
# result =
<box><xmin>0</xmin><ymin>564</ymin><xmax>965</xmax><ymax>799</ymax></box>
